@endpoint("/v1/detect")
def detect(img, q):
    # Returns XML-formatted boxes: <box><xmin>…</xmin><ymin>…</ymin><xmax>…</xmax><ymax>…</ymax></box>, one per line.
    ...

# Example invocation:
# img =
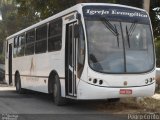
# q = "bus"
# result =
<box><xmin>5</xmin><ymin>3</ymin><xmax>156</xmax><ymax>105</ymax></box>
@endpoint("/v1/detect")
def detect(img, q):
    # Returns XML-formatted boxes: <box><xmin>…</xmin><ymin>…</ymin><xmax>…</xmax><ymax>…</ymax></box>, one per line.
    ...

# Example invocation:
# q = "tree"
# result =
<box><xmin>0</xmin><ymin>0</ymin><xmax>31</xmax><ymax>63</ymax></box>
<box><xmin>15</xmin><ymin>0</ymin><xmax>77</xmax><ymax>21</ymax></box>
<box><xmin>149</xmin><ymin>0</ymin><xmax>160</xmax><ymax>66</ymax></box>
<box><xmin>0</xmin><ymin>0</ymin><xmax>16</xmax><ymax>63</ymax></box>
<box><xmin>150</xmin><ymin>1</ymin><xmax>160</xmax><ymax>38</ymax></box>
<box><xmin>15</xmin><ymin>0</ymin><xmax>144</xmax><ymax>23</ymax></box>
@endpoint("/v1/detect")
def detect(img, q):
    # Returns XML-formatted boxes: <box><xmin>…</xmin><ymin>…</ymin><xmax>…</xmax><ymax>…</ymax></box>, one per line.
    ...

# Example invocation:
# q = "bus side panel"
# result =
<box><xmin>12</xmin><ymin>50</ymin><xmax>65</xmax><ymax>94</ymax></box>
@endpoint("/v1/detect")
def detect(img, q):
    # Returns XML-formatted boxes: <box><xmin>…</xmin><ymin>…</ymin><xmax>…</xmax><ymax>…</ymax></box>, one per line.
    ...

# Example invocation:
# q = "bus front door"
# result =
<box><xmin>8</xmin><ymin>44</ymin><xmax>12</xmax><ymax>85</ymax></box>
<box><xmin>66</xmin><ymin>22</ymin><xmax>78</xmax><ymax>97</ymax></box>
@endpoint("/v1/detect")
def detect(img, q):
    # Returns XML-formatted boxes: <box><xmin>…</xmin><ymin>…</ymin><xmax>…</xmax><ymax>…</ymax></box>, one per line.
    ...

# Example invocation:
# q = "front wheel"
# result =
<box><xmin>53</xmin><ymin>74</ymin><xmax>66</xmax><ymax>106</ymax></box>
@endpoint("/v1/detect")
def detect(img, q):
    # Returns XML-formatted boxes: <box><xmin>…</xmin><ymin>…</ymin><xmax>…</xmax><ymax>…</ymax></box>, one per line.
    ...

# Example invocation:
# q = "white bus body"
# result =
<box><xmin>5</xmin><ymin>3</ymin><xmax>155</xmax><ymax>105</ymax></box>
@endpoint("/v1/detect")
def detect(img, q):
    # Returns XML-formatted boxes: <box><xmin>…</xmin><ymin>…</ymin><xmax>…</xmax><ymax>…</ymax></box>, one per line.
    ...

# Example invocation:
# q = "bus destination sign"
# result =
<box><xmin>85</xmin><ymin>9</ymin><xmax>148</xmax><ymax>18</ymax></box>
<box><xmin>83</xmin><ymin>6</ymin><xmax>149</xmax><ymax>24</ymax></box>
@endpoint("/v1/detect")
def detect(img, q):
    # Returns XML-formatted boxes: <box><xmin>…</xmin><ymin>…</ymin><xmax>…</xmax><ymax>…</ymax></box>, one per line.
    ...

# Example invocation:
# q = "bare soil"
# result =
<box><xmin>95</xmin><ymin>97</ymin><xmax>160</xmax><ymax>114</ymax></box>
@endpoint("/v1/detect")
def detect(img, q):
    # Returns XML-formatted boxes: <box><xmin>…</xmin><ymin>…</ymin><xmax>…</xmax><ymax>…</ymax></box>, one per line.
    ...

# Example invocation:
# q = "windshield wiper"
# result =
<box><xmin>125</xmin><ymin>22</ymin><xmax>137</xmax><ymax>48</ymax></box>
<box><xmin>101</xmin><ymin>17</ymin><xmax>120</xmax><ymax>47</ymax></box>
<box><xmin>126</xmin><ymin>26</ymin><xmax>130</xmax><ymax>48</ymax></box>
<box><xmin>114</xmin><ymin>24</ymin><xmax>119</xmax><ymax>47</ymax></box>
<box><xmin>101</xmin><ymin>17</ymin><xmax>119</xmax><ymax>36</ymax></box>
<box><xmin>128</xmin><ymin>22</ymin><xmax>137</xmax><ymax>37</ymax></box>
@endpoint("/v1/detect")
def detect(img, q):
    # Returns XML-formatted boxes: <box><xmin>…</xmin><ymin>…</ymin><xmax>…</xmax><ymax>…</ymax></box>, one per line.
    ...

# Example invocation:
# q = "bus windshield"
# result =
<box><xmin>83</xmin><ymin>6</ymin><xmax>154</xmax><ymax>73</ymax></box>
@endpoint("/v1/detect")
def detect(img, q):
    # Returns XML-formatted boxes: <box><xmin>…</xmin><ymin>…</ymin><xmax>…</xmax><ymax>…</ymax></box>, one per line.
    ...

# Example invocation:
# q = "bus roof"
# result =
<box><xmin>6</xmin><ymin>3</ymin><xmax>147</xmax><ymax>40</ymax></box>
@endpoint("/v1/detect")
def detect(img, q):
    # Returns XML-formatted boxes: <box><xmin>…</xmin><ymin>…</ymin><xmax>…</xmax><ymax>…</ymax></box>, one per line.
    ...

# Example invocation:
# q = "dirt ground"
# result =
<box><xmin>95</xmin><ymin>90</ymin><xmax>160</xmax><ymax>114</ymax></box>
<box><xmin>96</xmin><ymin>97</ymin><xmax>160</xmax><ymax>114</ymax></box>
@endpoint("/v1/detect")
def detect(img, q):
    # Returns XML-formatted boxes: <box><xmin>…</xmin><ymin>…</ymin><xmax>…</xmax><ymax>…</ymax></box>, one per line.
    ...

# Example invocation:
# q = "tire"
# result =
<box><xmin>53</xmin><ymin>74</ymin><xmax>66</xmax><ymax>106</ymax></box>
<box><xmin>15</xmin><ymin>74</ymin><xmax>24</xmax><ymax>94</ymax></box>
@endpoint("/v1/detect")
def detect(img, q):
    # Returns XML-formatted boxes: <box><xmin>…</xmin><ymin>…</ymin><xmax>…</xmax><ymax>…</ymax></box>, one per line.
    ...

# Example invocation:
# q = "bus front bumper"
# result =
<box><xmin>77</xmin><ymin>80</ymin><xmax>155</xmax><ymax>100</ymax></box>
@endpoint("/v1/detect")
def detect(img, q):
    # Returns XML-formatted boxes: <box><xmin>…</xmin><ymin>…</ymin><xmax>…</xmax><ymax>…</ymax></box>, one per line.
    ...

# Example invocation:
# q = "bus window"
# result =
<box><xmin>13</xmin><ymin>37</ymin><xmax>18</xmax><ymax>58</ymax></box>
<box><xmin>35</xmin><ymin>25</ymin><xmax>47</xmax><ymax>54</ymax></box>
<box><xmin>77</xmin><ymin>25</ymin><xmax>85</xmax><ymax>78</ymax></box>
<box><xmin>25</xmin><ymin>30</ymin><xmax>35</xmax><ymax>55</ymax></box>
<box><xmin>48</xmin><ymin>19</ymin><xmax>62</xmax><ymax>52</ymax></box>
<box><xmin>17</xmin><ymin>34</ymin><xmax>25</xmax><ymax>57</ymax></box>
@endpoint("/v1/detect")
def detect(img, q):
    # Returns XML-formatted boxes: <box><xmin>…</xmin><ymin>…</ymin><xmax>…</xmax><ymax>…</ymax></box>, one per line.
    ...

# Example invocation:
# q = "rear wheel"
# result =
<box><xmin>53</xmin><ymin>74</ymin><xmax>66</xmax><ymax>106</ymax></box>
<box><xmin>15</xmin><ymin>74</ymin><xmax>24</xmax><ymax>94</ymax></box>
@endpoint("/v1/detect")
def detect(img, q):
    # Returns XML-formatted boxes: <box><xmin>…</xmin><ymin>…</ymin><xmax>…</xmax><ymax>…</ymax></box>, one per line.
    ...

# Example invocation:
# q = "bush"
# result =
<box><xmin>155</xmin><ymin>37</ymin><xmax>160</xmax><ymax>67</ymax></box>
<box><xmin>0</xmin><ymin>54</ymin><xmax>5</xmax><ymax>64</ymax></box>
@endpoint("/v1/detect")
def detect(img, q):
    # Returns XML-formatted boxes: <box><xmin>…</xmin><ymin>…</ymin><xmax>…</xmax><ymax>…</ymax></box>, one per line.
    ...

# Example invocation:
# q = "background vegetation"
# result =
<box><xmin>0</xmin><ymin>0</ymin><xmax>160</xmax><ymax>65</ymax></box>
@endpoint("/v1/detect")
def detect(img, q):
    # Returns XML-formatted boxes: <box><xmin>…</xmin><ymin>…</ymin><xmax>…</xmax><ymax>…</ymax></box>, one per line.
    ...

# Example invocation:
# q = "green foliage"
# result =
<box><xmin>0</xmin><ymin>1</ymin><xmax>14</xmax><ymax>56</ymax></box>
<box><xmin>150</xmin><ymin>0</ymin><xmax>160</xmax><ymax>67</ymax></box>
<box><xmin>150</xmin><ymin>6</ymin><xmax>160</xmax><ymax>38</ymax></box>
<box><xmin>155</xmin><ymin>37</ymin><xmax>160</xmax><ymax>67</ymax></box>
<box><xmin>0</xmin><ymin>0</ymin><xmax>17</xmax><ymax>63</ymax></box>
<box><xmin>15</xmin><ymin>0</ymin><xmax>143</xmax><ymax>24</ymax></box>
<box><xmin>16</xmin><ymin>0</ymin><xmax>77</xmax><ymax>20</ymax></box>
<box><xmin>0</xmin><ymin>53</ymin><xmax>4</xmax><ymax>64</ymax></box>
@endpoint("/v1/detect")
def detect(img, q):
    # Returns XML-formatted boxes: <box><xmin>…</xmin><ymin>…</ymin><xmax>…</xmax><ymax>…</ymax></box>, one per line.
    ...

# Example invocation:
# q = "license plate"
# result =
<box><xmin>119</xmin><ymin>89</ymin><xmax>132</xmax><ymax>95</ymax></box>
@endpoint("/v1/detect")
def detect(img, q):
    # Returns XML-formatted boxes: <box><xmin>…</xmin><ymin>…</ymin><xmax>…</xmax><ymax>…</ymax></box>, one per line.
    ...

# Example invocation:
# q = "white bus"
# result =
<box><xmin>5</xmin><ymin>3</ymin><xmax>155</xmax><ymax>105</ymax></box>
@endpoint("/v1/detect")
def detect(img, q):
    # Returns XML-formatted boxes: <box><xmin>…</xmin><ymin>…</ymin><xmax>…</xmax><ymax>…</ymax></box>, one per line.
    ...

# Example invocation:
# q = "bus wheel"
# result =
<box><xmin>53</xmin><ymin>74</ymin><xmax>66</xmax><ymax>106</ymax></box>
<box><xmin>15</xmin><ymin>74</ymin><xmax>24</xmax><ymax>94</ymax></box>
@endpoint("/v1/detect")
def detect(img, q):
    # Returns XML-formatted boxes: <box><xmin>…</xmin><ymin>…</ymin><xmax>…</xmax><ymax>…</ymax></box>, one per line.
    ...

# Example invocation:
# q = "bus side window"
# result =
<box><xmin>48</xmin><ymin>18</ymin><xmax>62</xmax><ymax>52</ymax></box>
<box><xmin>35</xmin><ymin>24</ymin><xmax>47</xmax><ymax>54</ymax></box>
<box><xmin>13</xmin><ymin>37</ymin><xmax>18</xmax><ymax>58</ymax></box>
<box><xmin>25</xmin><ymin>30</ymin><xmax>35</xmax><ymax>55</ymax></box>
<box><xmin>77</xmin><ymin>25</ymin><xmax>85</xmax><ymax>78</ymax></box>
<box><xmin>17</xmin><ymin>34</ymin><xmax>25</xmax><ymax>57</ymax></box>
